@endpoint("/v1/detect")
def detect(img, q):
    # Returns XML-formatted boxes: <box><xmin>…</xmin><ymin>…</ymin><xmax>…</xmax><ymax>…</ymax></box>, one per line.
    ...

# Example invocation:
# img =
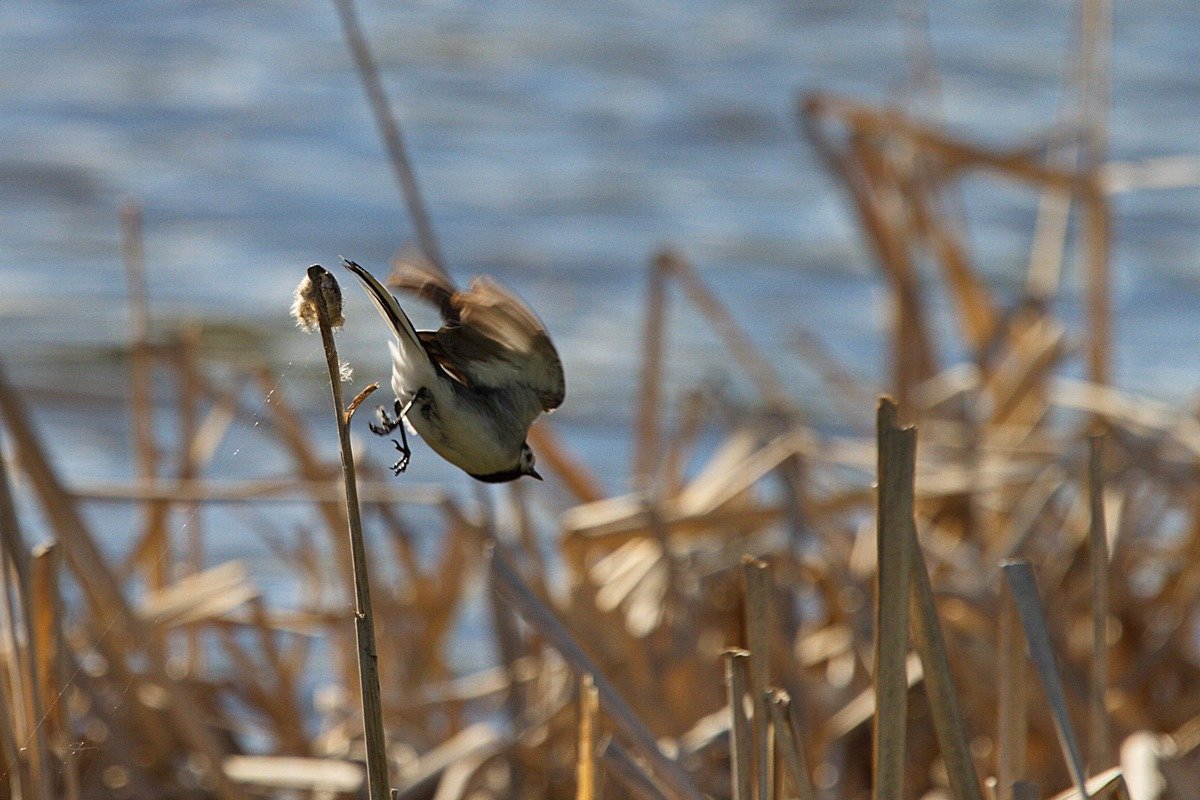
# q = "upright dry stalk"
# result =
<box><xmin>30</xmin><ymin>543</ymin><xmax>79</xmax><ymax>800</ymax></box>
<box><xmin>332</xmin><ymin>0</ymin><xmax>447</xmax><ymax>278</ymax></box>
<box><xmin>633</xmin><ymin>252</ymin><xmax>668</xmax><ymax>486</ymax></box>
<box><xmin>1082</xmin><ymin>188</ymin><xmax>1110</xmax><ymax>385</ymax></box>
<box><xmin>768</xmin><ymin>689</ymin><xmax>817</xmax><ymax>800</ymax></box>
<box><xmin>996</xmin><ymin>575</ymin><xmax>1027</xmax><ymax>800</ymax></box>
<box><xmin>0</xmin><ymin>426</ymin><xmax>52</xmax><ymax>800</ymax></box>
<box><xmin>120</xmin><ymin>201</ymin><xmax>171</xmax><ymax>600</ymax></box>
<box><xmin>120</xmin><ymin>201</ymin><xmax>156</xmax><ymax>487</ymax></box>
<box><xmin>0</xmin><ymin>646</ymin><xmax>26</xmax><ymax>800</ymax></box>
<box><xmin>873</xmin><ymin>398</ymin><xmax>913</xmax><ymax>800</ymax></box>
<box><xmin>577</xmin><ymin>674</ymin><xmax>599</xmax><ymax>800</ymax></box>
<box><xmin>177</xmin><ymin>323</ymin><xmax>206</xmax><ymax>670</ymax></box>
<box><xmin>723</xmin><ymin>649</ymin><xmax>753</xmax><ymax>800</ymax></box>
<box><xmin>1087</xmin><ymin>434</ymin><xmax>1112</xmax><ymax>770</ymax></box>
<box><xmin>741</xmin><ymin>557</ymin><xmax>773</xmax><ymax>800</ymax></box>
<box><xmin>304</xmin><ymin>264</ymin><xmax>389</xmax><ymax>800</ymax></box>
<box><xmin>1027</xmin><ymin>0</ymin><xmax>1111</xmax><ymax>303</ymax></box>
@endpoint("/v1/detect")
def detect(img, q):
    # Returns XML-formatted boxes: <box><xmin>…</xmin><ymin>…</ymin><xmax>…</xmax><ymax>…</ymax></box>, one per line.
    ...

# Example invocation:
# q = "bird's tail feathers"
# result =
<box><xmin>343</xmin><ymin>259</ymin><xmax>421</xmax><ymax>340</ymax></box>
<box><xmin>343</xmin><ymin>259</ymin><xmax>435</xmax><ymax>386</ymax></box>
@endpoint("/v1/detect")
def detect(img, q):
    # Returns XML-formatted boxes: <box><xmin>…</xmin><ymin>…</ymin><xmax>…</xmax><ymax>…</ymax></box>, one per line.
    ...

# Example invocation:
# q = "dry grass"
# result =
<box><xmin>5</xmin><ymin>1</ymin><xmax>1200</xmax><ymax>798</ymax></box>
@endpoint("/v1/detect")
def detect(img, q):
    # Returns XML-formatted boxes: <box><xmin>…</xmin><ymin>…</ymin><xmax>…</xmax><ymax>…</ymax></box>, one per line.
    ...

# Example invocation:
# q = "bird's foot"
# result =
<box><xmin>390</xmin><ymin>438</ymin><xmax>411</xmax><ymax>475</ymax></box>
<box><xmin>369</xmin><ymin>399</ymin><xmax>404</xmax><ymax>437</ymax></box>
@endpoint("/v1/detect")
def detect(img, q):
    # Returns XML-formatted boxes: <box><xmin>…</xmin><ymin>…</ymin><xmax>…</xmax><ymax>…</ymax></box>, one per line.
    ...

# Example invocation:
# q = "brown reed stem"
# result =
<box><xmin>633</xmin><ymin>251</ymin><xmax>668</xmax><ymax>485</ymax></box>
<box><xmin>120</xmin><ymin>201</ymin><xmax>156</xmax><ymax>488</ymax></box>
<box><xmin>577</xmin><ymin>674</ymin><xmax>599</xmax><ymax>800</ymax></box>
<box><xmin>30</xmin><ymin>542</ymin><xmax>79</xmax><ymax>800</ymax></box>
<box><xmin>1087</xmin><ymin>434</ymin><xmax>1112</xmax><ymax>770</ymax></box>
<box><xmin>177</xmin><ymin>323</ymin><xmax>206</xmax><ymax>670</ymax></box>
<box><xmin>332</xmin><ymin>0</ymin><xmax>448</xmax><ymax>278</ymax></box>
<box><xmin>0</xmin><ymin>437</ymin><xmax>51</xmax><ymax>799</ymax></box>
<box><xmin>1082</xmin><ymin>189</ymin><xmax>1110</xmax><ymax>385</ymax></box>
<box><xmin>996</xmin><ymin>574</ymin><xmax>1027</xmax><ymax>800</ymax></box>
<box><xmin>120</xmin><ymin>200</ymin><xmax>171</xmax><ymax>603</ymax></box>
<box><xmin>723</xmin><ymin>649</ymin><xmax>754</xmax><ymax>800</ymax></box>
<box><xmin>768</xmin><ymin>689</ymin><xmax>817</xmax><ymax>800</ymax></box>
<box><xmin>741</xmin><ymin>557</ymin><xmax>773</xmax><ymax>800</ymax></box>
<box><xmin>873</xmin><ymin>397</ymin><xmax>913</xmax><ymax>800</ymax></box>
<box><xmin>307</xmin><ymin>264</ymin><xmax>389</xmax><ymax>800</ymax></box>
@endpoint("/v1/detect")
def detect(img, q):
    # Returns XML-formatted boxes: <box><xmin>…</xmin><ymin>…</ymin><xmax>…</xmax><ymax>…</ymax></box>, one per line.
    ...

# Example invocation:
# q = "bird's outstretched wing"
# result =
<box><xmin>388</xmin><ymin>250</ymin><xmax>565</xmax><ymax>413</ymax></box>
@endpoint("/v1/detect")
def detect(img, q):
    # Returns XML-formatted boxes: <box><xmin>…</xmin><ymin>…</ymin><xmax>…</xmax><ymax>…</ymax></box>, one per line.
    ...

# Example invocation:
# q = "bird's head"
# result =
<box><xmin>519</xmin><ymin>442</ymin><xmax>543</xmax><ymax>481</ymax></box>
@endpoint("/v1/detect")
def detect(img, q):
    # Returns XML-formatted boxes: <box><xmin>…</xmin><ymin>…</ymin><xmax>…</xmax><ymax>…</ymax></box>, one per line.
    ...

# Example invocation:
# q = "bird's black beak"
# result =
<box><xmin>528</xmin><ymin>467</ymin><xmax>544</xmax><ymax>481</ymax></box>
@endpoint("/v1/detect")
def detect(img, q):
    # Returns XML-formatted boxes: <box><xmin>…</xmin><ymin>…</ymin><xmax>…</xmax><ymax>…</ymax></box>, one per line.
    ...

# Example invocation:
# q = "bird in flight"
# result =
<box><xmin>343</xmin><ymin>256</ymin><xmax>564</xmax><ymax>483</ymax></box>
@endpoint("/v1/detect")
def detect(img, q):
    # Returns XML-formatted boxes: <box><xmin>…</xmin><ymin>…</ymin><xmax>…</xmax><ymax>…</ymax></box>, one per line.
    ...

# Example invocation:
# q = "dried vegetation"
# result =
<box><xmin>3</xmin><ymin>1</ymin><xmax>1200</xmax><ymax>799</ymax></box>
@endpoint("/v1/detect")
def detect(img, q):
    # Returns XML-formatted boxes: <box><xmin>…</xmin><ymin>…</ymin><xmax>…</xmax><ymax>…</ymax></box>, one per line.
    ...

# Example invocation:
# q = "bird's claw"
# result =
<box><xmin>369</xmin><ymin>401</ymin><xmax>403</xmax><ymax>437</ymax></box>
<box><xmin>390</xmin><ymin>439</ymin><xmax>411</xmax><ymax>475</ymax></box>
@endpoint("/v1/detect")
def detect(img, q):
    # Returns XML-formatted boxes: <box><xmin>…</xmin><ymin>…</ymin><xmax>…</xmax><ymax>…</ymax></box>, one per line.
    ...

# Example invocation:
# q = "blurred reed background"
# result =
<box><xmin>1</xmin><ymin>0</ymin><xmax>1199</xmax><ymax>798</ymax></box>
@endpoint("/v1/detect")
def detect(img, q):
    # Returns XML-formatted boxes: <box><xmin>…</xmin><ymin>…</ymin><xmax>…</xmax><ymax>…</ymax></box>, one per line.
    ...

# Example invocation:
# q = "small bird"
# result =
<box><xmin>343</xmin><ymin>256</ymin><xmax>564</xmax><ymax>482</ymax></box>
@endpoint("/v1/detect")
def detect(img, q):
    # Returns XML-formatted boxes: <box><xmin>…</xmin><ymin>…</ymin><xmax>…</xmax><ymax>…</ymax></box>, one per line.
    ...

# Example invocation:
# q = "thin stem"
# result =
<box><xmin>308</xmin><ymin>265</ymin><xmax>390</xmax><ymax>800</ymax></box>
<box><xmin>332</xmin><ymin>0</ymin><xmax>448</xmax><ymax>278</ymax></box>
<box><xmin>873</xmin><ymin>397</ymin><xmax>913</xmax><ymax>800</ymax></box>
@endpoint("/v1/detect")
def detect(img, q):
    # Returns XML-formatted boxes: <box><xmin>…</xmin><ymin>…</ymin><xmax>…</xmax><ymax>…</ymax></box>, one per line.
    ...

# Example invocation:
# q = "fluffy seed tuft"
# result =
<box><xmin>291</xmin><ymin>266</ymin><xmax>345</xmax><ymax>332</ymax></box>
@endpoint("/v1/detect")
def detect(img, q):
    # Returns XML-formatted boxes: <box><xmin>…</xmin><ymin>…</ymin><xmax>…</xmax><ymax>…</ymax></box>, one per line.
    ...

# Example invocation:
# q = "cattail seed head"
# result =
<box><xmin>291</xmin><ymin>265</ymin><xmax>344</xmax><ymax>332</ymax></box>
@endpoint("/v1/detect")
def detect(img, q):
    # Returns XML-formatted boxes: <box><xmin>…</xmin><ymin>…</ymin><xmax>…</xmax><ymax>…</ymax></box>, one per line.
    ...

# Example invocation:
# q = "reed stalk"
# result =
<box><xmin>633</xmin><ymin>252</ymin><xmax>669</xmax><ymax>485</ymax></box>
<box><xmin>332</xmin><ymin>0</ymin><xmax>447</xmax><ymax>277</ymax></box>
<box><xmin>996</xmin><ymin>573</ymin><xmax>1027</xmax><ymax>800</ymax></box>
<box><xmin>304</xmin><ymin>264</ymin><xmax>390</xmax><ymax>800</ymax></box>
<box><xmin>873</xmin><ymin>398</ymin><xmax>913</xmax><ymax>800</ymax></box>
<box><xmin>741</xmin><ymin>557</ymin><xmax>773</xmax><ymax>800</ymax></box>
<box><xmin>120</xmin><ymin>200</ymin><xmax>171</xmax><ymax>604</ymax></box>
<box><xmin>768</xmin><ymin>689</ymin><xmax>817</xmax><ymax>800</ymax></box>
<box><xmin>1087</xmin><ymin>434</ymin><xmax>1112</xmax><ymax>771</ymax></box>
<box><xmin>577</xmin><ymin>674</ymin><xmax>599</xmax><ymax>800</ymax></box>
<box><xmin>723</xmin><ymin>649</ymin><xmax>753</xmax><ymax>800</ymax></box>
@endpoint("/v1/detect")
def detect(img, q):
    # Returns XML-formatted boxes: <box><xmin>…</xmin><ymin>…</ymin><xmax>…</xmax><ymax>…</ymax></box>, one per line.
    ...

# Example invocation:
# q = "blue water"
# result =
<box><xmin>3</xmin><ymin>0</ymin><xmax>1199</xmax><ymax>406</ymax></box>
<box><xmin>2</xmin><ymin>0</ymin><xmax>1199</xmax><ymax>719</ymax></box>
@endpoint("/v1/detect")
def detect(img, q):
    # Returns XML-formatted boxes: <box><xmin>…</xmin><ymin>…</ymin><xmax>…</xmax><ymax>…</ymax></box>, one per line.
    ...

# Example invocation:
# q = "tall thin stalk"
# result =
<box><xmin>332</xmin><ymin>0</ymin><xmax>447</xmax><ymax>278</ymax></box>
<box><xmin>873</xmin><ymin>398</ymin><xmax>913</xmax><ymax>800</ymax></box>
<box><xmin>305</xmin><ymin>264</ymin><xmax>389</xmax><ymax>800</ymax></box>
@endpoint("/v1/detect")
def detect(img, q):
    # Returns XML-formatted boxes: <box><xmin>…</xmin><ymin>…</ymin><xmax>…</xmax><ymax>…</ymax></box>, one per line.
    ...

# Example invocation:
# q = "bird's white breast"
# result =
<box><xmin>404</xmin><ymin>381</ymin><xmax>524</xmax><ymax>475</ymax></box>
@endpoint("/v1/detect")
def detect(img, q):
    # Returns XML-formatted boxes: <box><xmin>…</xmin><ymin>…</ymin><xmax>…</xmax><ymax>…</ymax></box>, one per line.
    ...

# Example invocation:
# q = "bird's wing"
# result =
<box><xmin>388</xmin><ymin>254</ymin><xmax>565</xmax><ymax>413</ymax></box>
<box><xmin>386</xmin><ymin>246</ymin><xmax>459</xmax><ymax>322</ymax></box>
